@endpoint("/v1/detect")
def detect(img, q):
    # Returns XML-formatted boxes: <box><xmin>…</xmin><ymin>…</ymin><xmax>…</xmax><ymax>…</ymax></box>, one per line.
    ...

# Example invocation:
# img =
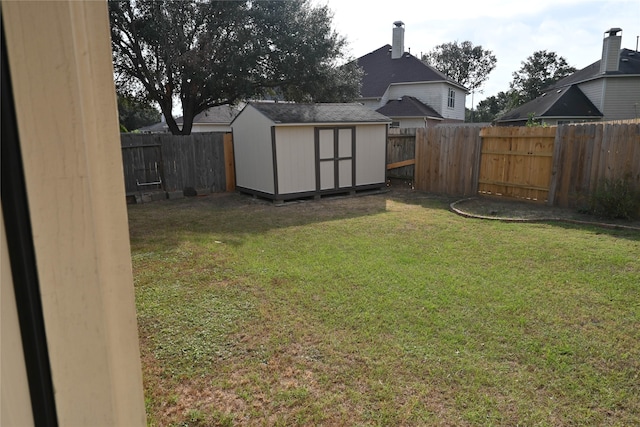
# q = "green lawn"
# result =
<box><xmin>128</xmin><ymin>191</ymin><xmax>640</xmax><ymax>426</ymax></box>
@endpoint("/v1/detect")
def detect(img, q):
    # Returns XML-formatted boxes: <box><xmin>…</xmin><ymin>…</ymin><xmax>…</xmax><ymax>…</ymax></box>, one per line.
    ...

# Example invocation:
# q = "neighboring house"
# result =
<box><xmin>356</xmin><ymin>21</ymin><xmax>468</xmax><ymax>128</ymax></box>
<box><xmin>497</xmin><ymin>28</ymin><xmax>640</xmax><ymax>126</ymax></box>
<box><xmin>230</xmin><ymin>102</ymin><xmax>390</xmax><ymax>201</ymax></box>
<box><xmin>138</xmin><ymin>104</ymin><xmax>239</xmax><ymax>133</ymax></box>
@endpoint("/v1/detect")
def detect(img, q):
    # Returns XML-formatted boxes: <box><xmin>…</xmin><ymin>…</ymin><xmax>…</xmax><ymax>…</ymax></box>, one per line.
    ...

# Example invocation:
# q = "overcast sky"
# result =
<box><xmin>318</xmin><ymin>0</ymin><xmax>640</xmax><ymax>108</ymax></box>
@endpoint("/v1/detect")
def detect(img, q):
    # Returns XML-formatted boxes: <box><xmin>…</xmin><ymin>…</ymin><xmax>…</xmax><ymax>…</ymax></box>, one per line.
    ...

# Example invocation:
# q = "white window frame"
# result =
<box><xmin>447</xmin><ymin>88</ymin><xmax>455</xmax><ymax>109</ymax></box>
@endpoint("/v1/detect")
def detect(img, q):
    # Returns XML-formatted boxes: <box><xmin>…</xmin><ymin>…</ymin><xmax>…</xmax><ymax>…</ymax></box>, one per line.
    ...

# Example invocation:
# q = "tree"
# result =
<box><xmin>109</xmin><ymin>0</ymin><xmax>361</xmax><ymax>135</ymax></box>
<box><xmin>422</xmin><ymin>41</ymin><xmax>497</xmax><ymax>93</ymax></box>
<box><xmin>472</xmin><ymin>90</ymin><xmax>519</xmax><ymax>122</ymax></box>
<box><xmin>510</xmin><ymin>50</ymin><xmax>576</xmax><ymax>104</ymax></box>
<box><xmin>117</xmin><ymin>95</ymin><xmax>160</xmax><ymax>132</ymax></box>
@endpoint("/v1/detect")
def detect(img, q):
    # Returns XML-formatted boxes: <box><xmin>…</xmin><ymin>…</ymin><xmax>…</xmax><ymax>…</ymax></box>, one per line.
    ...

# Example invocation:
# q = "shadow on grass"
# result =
<box><xmin>128</xmin><ymin>185</ymin><xmax>639</xmax><ymax>252</ymax></box>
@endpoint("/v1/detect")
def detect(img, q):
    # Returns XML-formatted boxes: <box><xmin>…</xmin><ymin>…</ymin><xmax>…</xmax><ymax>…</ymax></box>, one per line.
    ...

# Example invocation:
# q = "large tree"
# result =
<box><xmin>510</xmin><ymin>50</ymin><xmax>576</xmax><ymax>104</ymax></box>
<box><xmin>422</xmin><ymin>41</ymin><xmax>497</xmax><ymax>94</ymax></box>
<box><xmin>109</xmin><ymin>0</ymin><xmax>361</xmax><ymax>135</ymax></box>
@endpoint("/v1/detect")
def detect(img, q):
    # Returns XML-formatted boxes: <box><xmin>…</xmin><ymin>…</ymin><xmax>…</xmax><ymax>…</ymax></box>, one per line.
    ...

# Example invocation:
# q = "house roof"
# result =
<box><xmin>497</xmin><ymin>85</ymin><xmax>603</xmax><ymax>123</ymax></box>
<box><xmin>376</xmin><ymin>96</ymin><xmax>443</xmax><ymax>119</ymax></box>
<box><xmin>498</xmin><ymin>47</ymin><xmax>640</xmax><ymax>123</ymax></box>
<box><xmin>187</xmin><ymin>105</ymin><xmax>239</xmax><ymax>124</ymax></box>
<box><xmin>550</xmin><ymin>48</ymin><xmax>640</xmax><ymax>89</ymax></box>
<box><xmin>356</xmin><ymin>45</ymin><xmax>467</xmax><ymax>98</ymax></box>
<box><xmin>136</xmin><ymin>105</ymin><xmax>239</xmax><ymax>132</ymax></box>
<box><xmin>244</xmin><ymin>102</ymin><xmax>391</xmax><ymax>124</ymax></box>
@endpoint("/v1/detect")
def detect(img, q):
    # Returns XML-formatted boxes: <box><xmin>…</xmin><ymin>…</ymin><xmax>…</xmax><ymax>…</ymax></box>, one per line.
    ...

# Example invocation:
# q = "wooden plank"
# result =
<box><xmin>477</xmin><ymin>179</ymin><xmax>549</xmax><ymax>192</ymax></box>
<box><xmin>386</xmin><ymin>159</ymin><xmax>416</xmax><ymax>169</ymax></box>
<box><xmin>224</xmin><ymin>132</ymin><xmax>235</xmax><ymax>191</ymax></box>
<box><xmin>470</xmin><ymin>128</ymin><xmax>483</xmax><ymax>196</ymax></box>
<box><xmin>481</xmin><ymin>150</ymin><xmax>553</xmax><ymax>157</ymax></box>
<box><xmin>548</xmin><ymin>125</ymin><xmax>566</xmax><ymax>206</ymax></box>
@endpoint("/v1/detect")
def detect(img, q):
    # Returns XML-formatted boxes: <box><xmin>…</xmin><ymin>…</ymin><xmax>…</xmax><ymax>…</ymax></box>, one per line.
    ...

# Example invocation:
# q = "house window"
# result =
<box><xmin>447</xmin><ymin>88</ymin><xmax>455</xmax><ymax>109</ymax></box>
<box><xmin>390</xmin><ymin>121</ymin><xmax>400</xmax><ymax>128</ymax></box>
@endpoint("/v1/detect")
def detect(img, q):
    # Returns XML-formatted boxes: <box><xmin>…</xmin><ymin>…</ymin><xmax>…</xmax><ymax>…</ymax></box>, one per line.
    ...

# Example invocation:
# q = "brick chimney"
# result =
<box><xmin>600</xmin><ymin>28</ymin><xmax>622</xmax><ymax>73</ymax></box>
<box><xmin>392</xmin><ymin>21</ymin><xmax>405</xmax><ymax>59</ymax></box>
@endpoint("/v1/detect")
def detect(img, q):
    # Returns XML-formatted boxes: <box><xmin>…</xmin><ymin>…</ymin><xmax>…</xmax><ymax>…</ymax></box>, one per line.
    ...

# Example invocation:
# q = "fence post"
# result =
<box><xmin>471</xmin><ymin>129</ymin><xmax>483</xmax><ymax>197</ymax></box>
<box><xmin>224</xmin><ymin>133</ymin><xmax>235</xmax><ymax>192</ymax></box>
<box><xmin>547</xmin><ymin>126</ymin><xmax>563</xmax><ymax>206</ymax></box>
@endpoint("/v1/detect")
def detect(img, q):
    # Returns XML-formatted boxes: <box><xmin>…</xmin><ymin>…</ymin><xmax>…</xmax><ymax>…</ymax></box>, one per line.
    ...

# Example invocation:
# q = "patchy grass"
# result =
<box><xmin>128</xmin><ymin>190</ymin><xmax>640</xmax><ymax>426</ymax></box>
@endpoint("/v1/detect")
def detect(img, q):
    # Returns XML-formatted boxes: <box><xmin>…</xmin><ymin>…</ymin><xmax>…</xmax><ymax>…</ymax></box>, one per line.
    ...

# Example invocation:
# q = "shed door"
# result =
<box><xmin>316</xmin><ymin>127</ymin><xmax>355</xmax><ymax>191</ymax></box>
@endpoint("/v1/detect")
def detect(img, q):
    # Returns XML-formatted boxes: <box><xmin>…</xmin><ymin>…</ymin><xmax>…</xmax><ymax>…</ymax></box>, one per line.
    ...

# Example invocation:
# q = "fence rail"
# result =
<box><xmin>121</xmin><ymin>132</ymin><xmax>233</xmax><ymax>196</ymax></box>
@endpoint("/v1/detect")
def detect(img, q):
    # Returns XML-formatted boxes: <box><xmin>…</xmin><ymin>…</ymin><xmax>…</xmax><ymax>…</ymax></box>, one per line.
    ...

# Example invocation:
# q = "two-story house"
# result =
<box><xmin>356</xmin><ymin>21</ymin><xmax>468</xmax><ymax>128</ymax></box>
<box><xmin>497</xmin><ymin>28</ymin><xmax>640</xmax><ymax>126</ymax></box>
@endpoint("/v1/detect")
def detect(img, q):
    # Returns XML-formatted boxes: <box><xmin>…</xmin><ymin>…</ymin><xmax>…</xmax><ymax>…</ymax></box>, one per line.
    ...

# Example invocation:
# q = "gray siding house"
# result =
<box><xmin>498</xmin><ymin>28</ymin><xmax>640</xmax><ymax>126</ymax></box>
<box><xmin>356</xmin><ymin>22</ymin><xmax>468</xmax><ymax>128</ymax></box>
<box><xmin>231</xmin><ymin>103</ymin><xmax>391</xmax><ymax>201</ymax></box>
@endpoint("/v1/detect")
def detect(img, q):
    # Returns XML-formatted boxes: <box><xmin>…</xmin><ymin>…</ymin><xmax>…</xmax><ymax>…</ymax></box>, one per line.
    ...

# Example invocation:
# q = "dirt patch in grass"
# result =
<box><xmin>450</xmin><ymin>196</ymin><xmax>640</xmax><ymax>230</ymax></box>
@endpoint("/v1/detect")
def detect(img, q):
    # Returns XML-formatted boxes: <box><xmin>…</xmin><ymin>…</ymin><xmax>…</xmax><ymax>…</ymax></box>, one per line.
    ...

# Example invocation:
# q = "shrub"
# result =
<box><xmin>588</xmin><ymin>174</ymin><xmax>640</xmax><ymax>220</ymax></box>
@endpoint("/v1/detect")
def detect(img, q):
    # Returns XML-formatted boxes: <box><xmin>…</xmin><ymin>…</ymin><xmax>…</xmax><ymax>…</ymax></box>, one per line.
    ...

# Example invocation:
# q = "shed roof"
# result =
<box><xmin>245</xmin><ymin>102</ymin><xmax>391</xmax><ymax>124</ymax></box>
<box><xmin>376</xmin><ymin>96</ymin><xmax>443</xmax><ymax>119</ymax></box>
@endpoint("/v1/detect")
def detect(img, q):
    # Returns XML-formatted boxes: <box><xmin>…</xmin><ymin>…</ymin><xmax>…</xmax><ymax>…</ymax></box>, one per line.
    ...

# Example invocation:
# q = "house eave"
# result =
<box><xmin>271</xmin><ymin>121</ymin><xmax>392</xmax><ymax>127</ymax></box>
<box><xmin>388</xmin><ymin>115</ymin><xmax>444</xmax><ymax>121</ymax></box>
<box><xmin>389</xmin><ymin>81</ymin><xmax>469</xmax><ymax>93</ymax></box>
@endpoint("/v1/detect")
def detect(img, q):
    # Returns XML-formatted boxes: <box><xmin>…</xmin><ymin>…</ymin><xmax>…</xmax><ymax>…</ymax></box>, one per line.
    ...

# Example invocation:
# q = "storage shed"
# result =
<box><xmin>231</xmin><ymin>103</ymin><xmax>391</xmax><ymax>201</ymax></box>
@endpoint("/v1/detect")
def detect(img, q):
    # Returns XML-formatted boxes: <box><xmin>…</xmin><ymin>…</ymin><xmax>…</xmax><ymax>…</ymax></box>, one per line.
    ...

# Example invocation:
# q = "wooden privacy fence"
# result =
<box><xmin>121</xmin><ymin>132</ymin><xmax>234</xmax><ymax>196</ymax></box>
<box><xmin>413</xmin><ymin>125</ymin><xmax>482</xmax><ymax>196</ymax></box>
<box><xmin>406</xmin><ymin>122</ymin><xmax>640</xmax><ymax>209</ymax></box>
<box><xmin>386</xmin><ymin>128</ymin><xmax>416</xmax><ymax>180</ymax></box>
<box><xmin>550</xmin><ymin>122</ymin><xmax>640</xmax><ymax>208</ymax></box>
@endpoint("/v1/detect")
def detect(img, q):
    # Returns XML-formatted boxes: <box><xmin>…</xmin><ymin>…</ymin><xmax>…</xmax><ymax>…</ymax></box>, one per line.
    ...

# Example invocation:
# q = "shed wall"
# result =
<box><xmin>355</xmin><ymin>125</ymin><xmax>387</xmax><ymax>185</ymax></box>
<box><xmin>232</xmin><ymin>106</ymin><xmax>275</xmax><ymax>194</ymax></box>
<box><xmin>274</xmin><ymin>127</ymin><xmax>316</xmax><ymax>194</ymax></box>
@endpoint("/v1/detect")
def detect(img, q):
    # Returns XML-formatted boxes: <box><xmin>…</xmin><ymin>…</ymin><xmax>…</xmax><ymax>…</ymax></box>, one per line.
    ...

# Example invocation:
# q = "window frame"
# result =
<box><xmin>447</xmin><ymin>88</ymin><xmax>455</xmax><ymax>109</ymax></box>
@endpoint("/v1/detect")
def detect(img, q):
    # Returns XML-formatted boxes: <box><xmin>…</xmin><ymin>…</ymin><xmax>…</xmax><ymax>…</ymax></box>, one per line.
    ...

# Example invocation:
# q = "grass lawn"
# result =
<box><xmin>128</xmin><ymin>190</ymin><xmax>640</xmax><ymax>426</ymax></box>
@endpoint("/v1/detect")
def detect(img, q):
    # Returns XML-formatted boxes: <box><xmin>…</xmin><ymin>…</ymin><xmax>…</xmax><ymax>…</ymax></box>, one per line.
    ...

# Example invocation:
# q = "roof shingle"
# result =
<box><xmin>376</xmin><ymin>96</ymin><xmax>443</xmax><ymax>119</ymax></box>
<box><xmin>247</xmin><ymin>102</ymin><xmax>391</xmax><ymax>124</ymax></box>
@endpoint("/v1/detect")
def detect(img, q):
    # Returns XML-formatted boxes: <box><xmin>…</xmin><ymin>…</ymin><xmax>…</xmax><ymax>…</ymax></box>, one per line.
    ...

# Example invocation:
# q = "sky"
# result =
<box><xmin>317</xmin><ymin>0</ymin><xmax>640</xmax><ymax>108</ymax></box>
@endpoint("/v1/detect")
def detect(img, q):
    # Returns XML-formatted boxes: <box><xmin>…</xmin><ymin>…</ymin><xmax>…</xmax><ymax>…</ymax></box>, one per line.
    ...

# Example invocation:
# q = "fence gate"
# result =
<box><xmin>121</xmin><ymin>139</ymin><xmax>164</xmax><ymax>195</ymax></box>
<box><xmin>478</xmin><ymin>127</ymin><xmax>556</xmax><ymax>203</ymax></box>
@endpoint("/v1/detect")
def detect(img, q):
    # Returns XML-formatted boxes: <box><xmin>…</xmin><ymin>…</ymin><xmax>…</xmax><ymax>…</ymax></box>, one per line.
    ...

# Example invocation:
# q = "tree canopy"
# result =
<box><xmin>510</xmin><ymin>50</ymin><xmax>576</xmax><ymax>104</ymax></box>
<box><xmin>117</xmin><ymin>95</ymin><xmax>160</xmax><ymax>132</ymax></box>
<box><xmin>422</xmin><ymin>41</ymin><xmax>497</xmax><ymax>93</ymax></box>
<box><xmin>109</xmin><ymin>0</ymin><xmax>361</xmax><ymax>135</ymax></box>
<box><xmin>472</xmin><ymin>90</ymin><xmax>519</xmax><ymax>122</ymax></box>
